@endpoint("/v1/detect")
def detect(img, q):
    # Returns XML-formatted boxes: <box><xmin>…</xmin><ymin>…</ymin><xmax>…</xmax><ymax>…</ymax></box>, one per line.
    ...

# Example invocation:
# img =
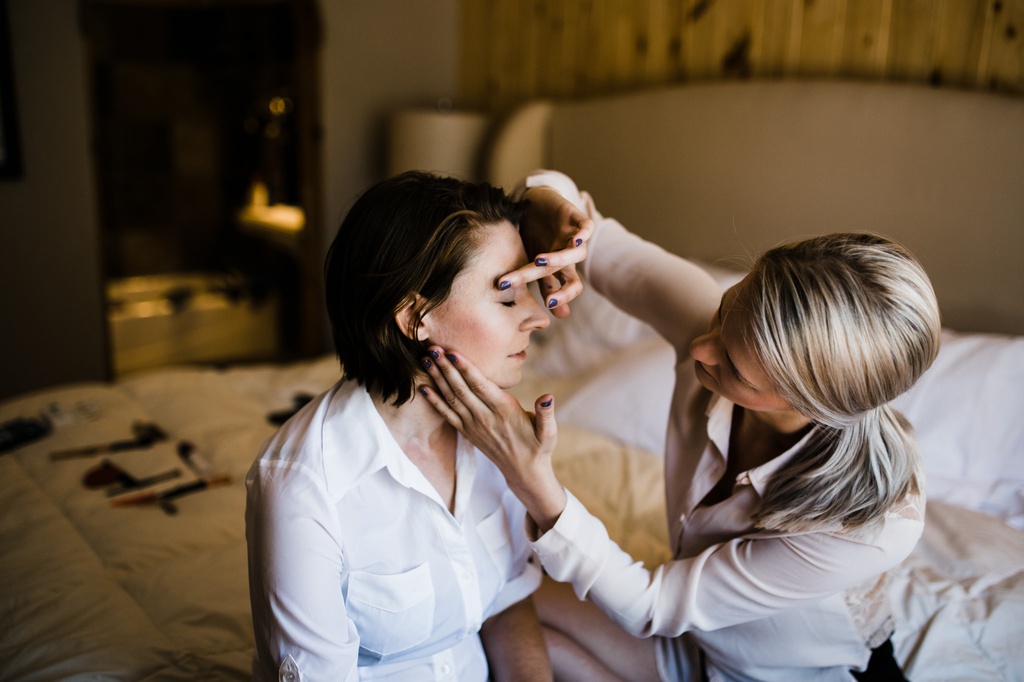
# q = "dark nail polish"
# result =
<box><xmin>541</xmin><ymin>398</ymin><xmax>553</xmax><ymax>408</ymax></box>
<box><xmin>446</xmin><ymin>354</ymin><xmax>457</xmax><ymax>364</ymax></box>
<box><xmin>499</xmin><ymin>280</ymin><xmax>512</xmax><ymax>291</ymax></box>
<box><xmin>575</xmin><ymin>238</ymin><xmax>583</xmax><ymax>247</ymax></box>
<box><xmin>422</xmin><ymin>358</ymin><xmax>432</xmax><ymax>370</ymax></box>
<box><xmin>420</xmin><ymin>387</ymin><xmax>429</xmax><ymax>397</ymax></box>
<box><xmin>535</xmin><ymin>257</ymin><xmax>549</xmax><ymax>267</ymax></box>
<box><xmin>547</xmin><ymin>298</ymin><xmax>558</xmax><ymax>309</ymax></box>
<box><xmin>429</xmin><ymin>349</ymin><xmax>441</xmax><ymax>360</ymax></box>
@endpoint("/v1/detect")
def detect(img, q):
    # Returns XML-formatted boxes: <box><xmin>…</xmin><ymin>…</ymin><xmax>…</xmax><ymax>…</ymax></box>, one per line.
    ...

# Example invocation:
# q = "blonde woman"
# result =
<box><xmin>420</xmin><ymin>170</ymin><xmax>940</xmax><ymax>681</ymax></box>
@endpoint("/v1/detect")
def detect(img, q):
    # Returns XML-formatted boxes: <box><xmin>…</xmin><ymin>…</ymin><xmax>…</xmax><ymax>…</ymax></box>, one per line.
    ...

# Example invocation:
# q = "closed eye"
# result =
<box><xmin>501</xmin><ymin>300</ymin><xmax>517</xmax><ymax>308</ymax></box>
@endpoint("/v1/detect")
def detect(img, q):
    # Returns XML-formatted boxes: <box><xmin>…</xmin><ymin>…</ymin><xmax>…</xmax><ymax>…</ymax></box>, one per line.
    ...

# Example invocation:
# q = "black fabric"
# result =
<box><xmin>851</xmin><ymin>639</ymin><xmax>909</xmax><ymax>682</ymax></box>
<box><xmin>695</xmin><ymin>636</ymin><xmax>908</xmax><ymax>681</ymax></box>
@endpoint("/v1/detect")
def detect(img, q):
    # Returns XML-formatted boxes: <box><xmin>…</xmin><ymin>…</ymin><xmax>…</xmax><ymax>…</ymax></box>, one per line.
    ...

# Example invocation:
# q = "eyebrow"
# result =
<box><xmin>492</xmin><ymin>255</ymin><xmax>530</xmax><ymax>289</ymax></box>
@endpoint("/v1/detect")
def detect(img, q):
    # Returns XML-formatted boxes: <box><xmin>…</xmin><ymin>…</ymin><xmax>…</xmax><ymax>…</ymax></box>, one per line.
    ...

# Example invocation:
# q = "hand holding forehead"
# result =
<box><xmin>498</xmin><ymin>187</ymin><xmax>595</xmax><ymax>317</ymax></box>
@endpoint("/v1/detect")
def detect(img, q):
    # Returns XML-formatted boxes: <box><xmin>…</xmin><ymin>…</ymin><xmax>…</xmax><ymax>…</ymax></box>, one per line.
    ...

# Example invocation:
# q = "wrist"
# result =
<box><xmin>511</xmin><ymin>473</ymin><xmax>566</xmax><ymax>534</ymax></box>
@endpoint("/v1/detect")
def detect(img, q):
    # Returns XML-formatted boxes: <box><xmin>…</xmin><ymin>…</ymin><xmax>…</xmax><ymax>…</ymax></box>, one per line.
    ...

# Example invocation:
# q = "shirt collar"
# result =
<box><xmin>704</xmin><ymin>393</ymin><xmax>819</xmax><ymax>499</ymax></box>
<box><xmin>320</xmin><ymin>379</ymin><xmax>396</xmax><ymax>497</ymax></box>
<box><xmin>320</xmin><ymin>379</ymin><xmax>478</xmax><ymax>513</ymax></box>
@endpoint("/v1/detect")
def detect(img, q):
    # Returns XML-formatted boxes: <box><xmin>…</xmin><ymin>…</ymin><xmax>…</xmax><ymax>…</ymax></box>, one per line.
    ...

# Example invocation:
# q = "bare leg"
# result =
<box><xmin>535</xmin><ymin>576</ymin><xmax>661</xmax><ymax>682</ymax></box>
<box><xmin>542</xmin><ymin>627</ymin><xmax>622</xmax><ymax>682</ymax></box>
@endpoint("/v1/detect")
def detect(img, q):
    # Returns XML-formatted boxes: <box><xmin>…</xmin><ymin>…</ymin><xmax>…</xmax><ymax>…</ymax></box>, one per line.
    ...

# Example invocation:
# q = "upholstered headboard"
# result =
<box><xmin>485</xmin><ymin>80</ymin><xmax>1024</xmax><ymax>336</ymax></box>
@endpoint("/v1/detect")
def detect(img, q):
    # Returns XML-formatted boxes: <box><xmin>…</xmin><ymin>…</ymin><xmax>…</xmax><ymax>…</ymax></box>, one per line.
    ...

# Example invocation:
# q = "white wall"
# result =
<box><xmin>0</xmin><ymin>0</ymin><xmax>461</xmax><ymax>401</ymax></box>
<box><xmin>319</xmin><ymin>0</ymin><xmax>461</xmax><ymax>246</ymax></box>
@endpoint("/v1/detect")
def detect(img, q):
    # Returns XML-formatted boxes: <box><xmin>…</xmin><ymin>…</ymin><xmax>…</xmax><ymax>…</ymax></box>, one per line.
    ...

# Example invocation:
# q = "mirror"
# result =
<box><xmin>81</xmin><ymin>0</ymin><xmax>323</xmax><ymax>376</ymax></box>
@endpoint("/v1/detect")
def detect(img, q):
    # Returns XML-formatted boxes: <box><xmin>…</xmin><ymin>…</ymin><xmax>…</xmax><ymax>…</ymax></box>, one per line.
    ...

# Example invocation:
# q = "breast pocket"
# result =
<box><xmin>346</xmin><ymin>562</ymin><xmax>435</xmax><ymax>659</ymax></box>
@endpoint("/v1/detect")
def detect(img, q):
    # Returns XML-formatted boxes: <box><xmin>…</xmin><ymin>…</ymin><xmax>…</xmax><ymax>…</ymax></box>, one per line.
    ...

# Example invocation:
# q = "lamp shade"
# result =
<box><xmin>387</xmin><ymin>109</ymin><xmax>490</xmax><ymax>181</ymax></box>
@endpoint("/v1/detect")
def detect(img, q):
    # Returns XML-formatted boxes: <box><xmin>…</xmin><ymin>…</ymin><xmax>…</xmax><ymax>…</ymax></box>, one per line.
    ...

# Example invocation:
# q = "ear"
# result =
<box><xmin>395</xmin><ymin>294</ymin><xmax>429</xmax><ymax>342</ymax></box>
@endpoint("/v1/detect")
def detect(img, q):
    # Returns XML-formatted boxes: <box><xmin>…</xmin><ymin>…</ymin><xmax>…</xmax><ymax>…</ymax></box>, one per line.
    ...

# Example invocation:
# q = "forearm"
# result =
<box><xmin>480</xmin><ymin>596</ymin><xmax>553</xmax><ymax>682</ymax></box>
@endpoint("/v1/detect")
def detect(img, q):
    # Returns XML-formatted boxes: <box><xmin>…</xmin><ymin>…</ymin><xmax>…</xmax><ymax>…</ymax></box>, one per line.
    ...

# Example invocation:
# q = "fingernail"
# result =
<box><xmin>429</xmin><ymin>349</ymin><xmax>441</xmax><ymax>360</ymax></box>
<box><xmin>422</xmin><ymin>358</ymin><xmax>432</xmax><ymax>370</ymax></box>
<box><xmin>535</xmin><ymin>257</ymin><xmax>548</xmax><ymax>267</ymax></box>
<box><xmin>547</xmin><ymin>298</ymin><xmax>558</xmax><ymax>309</ymax></box>
<box><xmin>499</xmin><ymin>280</ymin><xmax>512</xmax><ymax>291</ymax></box>
<box><xmin>419</xmin><ymin>387</ymin><xmax>429</xmax><ymax>397</ymax></box>
<box><xmin>446</xmin><ymin>354</ymin><xmax>457</xmax><ymax>364</ymax></box>
<box><xmin>575</xmin><ymin>238</ymin><xmax>582</xmax><ymax>247</ymax></box>
<box><xmin>541</xmin><ymin>398</ymin><xmax>553</xmax><ymax>408</ymax></box>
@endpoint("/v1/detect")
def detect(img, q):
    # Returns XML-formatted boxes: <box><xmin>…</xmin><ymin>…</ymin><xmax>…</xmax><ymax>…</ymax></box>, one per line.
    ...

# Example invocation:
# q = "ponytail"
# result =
<box><xmin>754</xmin><ymin>405</ymin><xmax>922</xmax><ymax>533</ymax></box>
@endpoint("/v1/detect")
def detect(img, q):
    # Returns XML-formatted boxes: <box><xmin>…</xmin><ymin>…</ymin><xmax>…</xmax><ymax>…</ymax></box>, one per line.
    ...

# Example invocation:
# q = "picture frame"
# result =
<box><xmin>0</xmin><ymin>0</ymin><xmax>23</xmax><ymax>179</ymax></box>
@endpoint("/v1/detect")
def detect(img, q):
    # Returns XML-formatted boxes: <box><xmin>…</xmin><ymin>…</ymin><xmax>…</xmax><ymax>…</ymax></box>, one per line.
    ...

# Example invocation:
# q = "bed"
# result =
<box><xmin>2</xmin><ymin>80</ymin><xmax>1023</xmax><ymax>680</ymax></box>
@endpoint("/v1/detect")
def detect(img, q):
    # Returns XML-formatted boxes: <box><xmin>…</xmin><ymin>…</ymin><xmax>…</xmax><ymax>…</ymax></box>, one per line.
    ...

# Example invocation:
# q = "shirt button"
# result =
<box><xmin>279</xmin><ymin>654</ymin><xmax>300</xmax><ymax>682</ymax></box>
<box><xmin>440</xmin><ymin>663</ymin><xmax>453</xmax><ymax>675</ymax></box>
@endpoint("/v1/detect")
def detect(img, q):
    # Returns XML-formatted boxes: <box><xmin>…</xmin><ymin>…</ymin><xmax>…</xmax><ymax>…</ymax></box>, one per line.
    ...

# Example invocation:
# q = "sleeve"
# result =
<box><xmin>532</xmin><ymin>490</ymin><xmax>922</xmax><ymax>638</ymax></box>
<box><xmin>523</xmin><ymin>170</ymin><xmax>723</xmax><ymax>357</ymax></box>
<box><xmin>246</xmin><ymin>458</ymin><xmax>361</xmax><ymax>682</ymax></box>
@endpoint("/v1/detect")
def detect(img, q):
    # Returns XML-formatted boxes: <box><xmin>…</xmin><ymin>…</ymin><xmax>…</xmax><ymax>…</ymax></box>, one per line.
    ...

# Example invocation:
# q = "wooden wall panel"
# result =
<box><xmin>987</xmin><ymin>0</ymin><xmax>1024</xmax><ymax>89</ymax></box>
<box><xmin>459</xmin><ymin>0</ymin><xmax>1024</xmax><ymax>113</ymax></box>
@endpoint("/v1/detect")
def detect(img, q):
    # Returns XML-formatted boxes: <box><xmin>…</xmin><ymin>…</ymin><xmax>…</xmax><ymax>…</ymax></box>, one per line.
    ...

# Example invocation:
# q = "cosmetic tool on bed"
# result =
<box><xmin>82</xmin><ymin>458</ymin><xmax>182</xmax><ymax>495</ymax></box>
<box><xmin>0</xmin><ymin>415</ymin><xmax>52</xmax><ymax>453</ymax></box>
<box><xmin>110</xmin><ymin>472</ymin><xmax>232</xmax><ymax>513</ymax></box>
<box><xmin>50</xmin><ymin>421</ymin><xmax>168</xmax><ymax>460</ymax></box>
<box><xmin>176</xmin><ymin>440</ymin><xmax>214</xmax><ymax>478</ymax></box>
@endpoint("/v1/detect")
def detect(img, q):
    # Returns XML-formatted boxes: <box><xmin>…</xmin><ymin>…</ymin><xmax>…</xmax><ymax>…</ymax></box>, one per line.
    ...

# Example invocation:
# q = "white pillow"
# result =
<box><xmin>555</xmin><ymin>336</ymin><xmax>676</xmax><ymax>456</ymax></box>
<box><xmin>892</xmin><ymin>329</ymin><xmax>1024</xmax><ymax>528</ymax></box>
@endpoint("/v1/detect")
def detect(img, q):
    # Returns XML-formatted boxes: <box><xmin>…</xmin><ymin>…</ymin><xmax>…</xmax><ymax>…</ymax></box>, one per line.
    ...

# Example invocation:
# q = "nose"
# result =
<box><xmin>689</xmin><ymin>331</ymin><xmax>719</xmax><ymax>365</ymax></box>
<box><xmin>522</xmin><ymin>294</ymin><xmax>551</xmax><ymax>331</ymax></box>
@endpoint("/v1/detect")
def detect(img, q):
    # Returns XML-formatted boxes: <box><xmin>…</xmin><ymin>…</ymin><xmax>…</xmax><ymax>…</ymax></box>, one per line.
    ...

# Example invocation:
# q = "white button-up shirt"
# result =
<box><xmin>526</xmin><ymin>170</ymin><xmax>925</xmax><ymax>682</ymax></box>
<box><xmin>246</xmin><ymin>379</ymin><xmax>541</xmax><ymax>681</ymax></box>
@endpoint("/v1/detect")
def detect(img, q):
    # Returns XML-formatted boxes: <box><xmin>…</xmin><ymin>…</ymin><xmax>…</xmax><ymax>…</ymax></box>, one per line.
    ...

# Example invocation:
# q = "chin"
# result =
<box><xmin>694</xmin><ymin>363</ymin><xmax>716</xmax><ymax>394</ymax></box>
<box><xmin>493</xmin><ymin>367</ymin><xmax>522</xmax><ymax>390</ymax></box>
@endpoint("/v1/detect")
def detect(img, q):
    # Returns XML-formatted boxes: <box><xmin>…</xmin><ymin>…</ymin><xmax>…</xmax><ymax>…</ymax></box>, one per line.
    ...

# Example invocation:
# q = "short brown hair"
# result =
<box><xmin>324</xmin><ymin>171</ymin><xmax>526</xmax><ymax>405</ymax></box>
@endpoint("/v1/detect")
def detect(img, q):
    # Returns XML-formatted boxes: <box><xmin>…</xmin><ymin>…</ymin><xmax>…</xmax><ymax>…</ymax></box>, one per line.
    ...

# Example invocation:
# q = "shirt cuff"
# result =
<box><xmin>531</xmin><ymin>489</ymin><xmax>611</xmax><ymax>600</ymax></box>
<box><xmin>523</xmin><ymin>170</ymin><xmax>588</xmax><ymax>211</ymax></box>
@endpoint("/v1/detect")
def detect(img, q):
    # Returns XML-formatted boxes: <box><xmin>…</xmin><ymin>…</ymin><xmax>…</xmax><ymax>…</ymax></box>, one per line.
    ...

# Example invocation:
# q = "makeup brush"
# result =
<box><xmin>110</xmin><ymin>472</ymin><xmax>231</xmax><ymax>508</ymax></box>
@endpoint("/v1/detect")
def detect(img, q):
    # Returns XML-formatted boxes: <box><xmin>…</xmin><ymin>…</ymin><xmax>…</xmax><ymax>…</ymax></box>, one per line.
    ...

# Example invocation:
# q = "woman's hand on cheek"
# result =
<box><xmin>419</xmin><ymin>347</ymin><xmax>568</xmax><ymax>532</ymax></box>
<box><xmin>499</xmin><ymin>188</ymin><xmax>594</xmax><ymax>319</ymax></box>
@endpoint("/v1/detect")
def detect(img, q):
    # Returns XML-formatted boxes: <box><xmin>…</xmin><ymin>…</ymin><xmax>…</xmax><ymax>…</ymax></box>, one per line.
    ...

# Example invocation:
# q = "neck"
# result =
<box><xmin>744</xmin><ymin>405</ymin><xmax>813</xmax><ymax>437</ymax></box>
<box><xmin>731</xmin><ymin>406</ymin><xmax>813</xmax><ymax>470</ymax></box>
<box><xmin>372</xmin><ymin>387</ymin><xmax>454</xmax><ymax>455</ymax></box>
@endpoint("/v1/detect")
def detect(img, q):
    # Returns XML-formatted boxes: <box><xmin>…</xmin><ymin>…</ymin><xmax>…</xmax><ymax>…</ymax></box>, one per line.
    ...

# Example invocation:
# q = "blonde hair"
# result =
<box><xmin>744</xmin><ymin>233</ymin><xmax>941</xmax><ymax>533</ymax></box>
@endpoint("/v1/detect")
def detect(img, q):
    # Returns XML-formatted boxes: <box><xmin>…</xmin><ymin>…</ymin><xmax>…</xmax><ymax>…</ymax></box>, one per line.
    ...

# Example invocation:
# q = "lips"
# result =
<box><xmin>695</xmin><ymin>360</ymin><xmax>716</xmax><ymax>385</ymax></box>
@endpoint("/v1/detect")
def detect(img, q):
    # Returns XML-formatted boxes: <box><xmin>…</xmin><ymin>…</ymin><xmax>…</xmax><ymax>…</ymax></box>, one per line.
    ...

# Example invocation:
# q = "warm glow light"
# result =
<box><xmin>268</xmin><ymin>96</ymin><xmax>292</xmax><ymax>116</ymax></box>
<box><xmin>237</xmin><ymin>204</ymin><xmax>305</xmax><ymax>232</ymax></box>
